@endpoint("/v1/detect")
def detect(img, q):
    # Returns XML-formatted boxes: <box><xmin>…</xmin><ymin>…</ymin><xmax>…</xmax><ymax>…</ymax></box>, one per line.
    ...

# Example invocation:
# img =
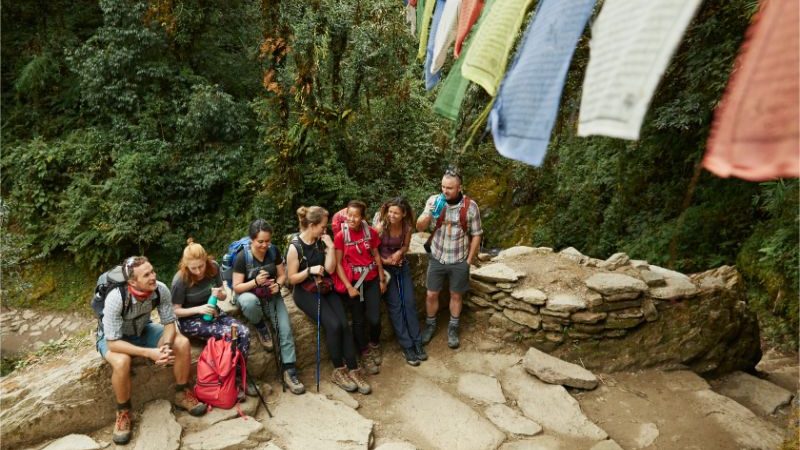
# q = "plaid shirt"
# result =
<box><xmin>102</xmin><ymin>281</ymin><xmax>175</xmax><ymax>340</ymax></box>
<box><xmin>421</xmin><ymin>194</ymin><xmax>483</xmax><ymax>264</ymax></box>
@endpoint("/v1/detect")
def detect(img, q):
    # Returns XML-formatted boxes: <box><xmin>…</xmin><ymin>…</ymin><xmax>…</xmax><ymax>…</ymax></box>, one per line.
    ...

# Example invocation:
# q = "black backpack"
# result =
<box><xmin>91</xmin><ymin>264</ymin><xmax>161</xmax><ymax>330</ymax></box>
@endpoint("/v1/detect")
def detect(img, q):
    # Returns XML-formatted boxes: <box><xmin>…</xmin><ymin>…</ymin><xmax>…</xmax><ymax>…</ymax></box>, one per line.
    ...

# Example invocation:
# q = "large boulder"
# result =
<box><xmin>0</xmin><ymin>345</ymin><xmax>186</xmax><ymax>449</ymax></box>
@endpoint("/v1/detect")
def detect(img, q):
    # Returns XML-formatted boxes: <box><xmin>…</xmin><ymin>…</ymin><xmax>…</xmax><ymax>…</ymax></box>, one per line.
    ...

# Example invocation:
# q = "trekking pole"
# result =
<box><xmin>268</xmin><ymin>292</ymin><xmax>286</xmax><ymax>392</ymax></box>
<box><xmin>234</xmin><ymin>323</ymin><xmax>273</xmax><ymax>418</ymax></box>
<box><xmin>314</xmin><ymin>276</ymin><xmax>321</xmax><ymax>393</ymax></box>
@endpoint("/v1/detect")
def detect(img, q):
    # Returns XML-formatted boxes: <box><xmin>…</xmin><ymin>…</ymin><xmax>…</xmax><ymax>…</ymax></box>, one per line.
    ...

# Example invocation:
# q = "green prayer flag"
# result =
<box><xmin>433</xmin><ymin>0</ymin><xmax>496</xmax><ymax>121</ymax></box>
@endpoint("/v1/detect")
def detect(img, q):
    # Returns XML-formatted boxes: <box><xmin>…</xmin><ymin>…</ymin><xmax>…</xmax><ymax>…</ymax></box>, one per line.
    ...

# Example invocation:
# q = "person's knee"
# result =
<box><xmin>426</xmin><ymin>290</ymin><xmax>439</xmax><ymax>301</ymax></box>
<box><xmin>450</xmin><ymin>291</ymin><xmax>463</xmax><ymax>302</ymax></box>
<box><xmin>171</xmin><ymin>334</ymin><xmax>191</xmax><ymax>357</ymax></box>
<box><xmin>107</xmin><ymin>352</ymin><xmax>132</xmax><ymax>373</ymax></box>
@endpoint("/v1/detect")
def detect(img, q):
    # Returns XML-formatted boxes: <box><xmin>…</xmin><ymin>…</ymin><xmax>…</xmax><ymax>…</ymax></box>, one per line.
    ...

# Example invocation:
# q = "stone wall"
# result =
<box><xmin>453</xmin><ymin>245</ymin><xmax>761</xmax><ymax>376</ymax></box>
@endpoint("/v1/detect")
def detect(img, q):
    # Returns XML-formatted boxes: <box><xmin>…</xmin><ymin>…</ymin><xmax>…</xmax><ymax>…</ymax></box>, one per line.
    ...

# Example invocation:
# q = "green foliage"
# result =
<box><xmin>1</xmin><ymin>0</ymin><xmax>796</xmax><ymax>350</ymax></box>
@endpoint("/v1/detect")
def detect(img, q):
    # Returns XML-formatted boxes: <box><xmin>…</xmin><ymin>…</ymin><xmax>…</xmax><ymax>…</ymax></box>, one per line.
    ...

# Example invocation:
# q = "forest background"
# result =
<box><xmin>1</xmin><ymin>0</ymin><xmax>797</xmax><ymax>351</ymax></box>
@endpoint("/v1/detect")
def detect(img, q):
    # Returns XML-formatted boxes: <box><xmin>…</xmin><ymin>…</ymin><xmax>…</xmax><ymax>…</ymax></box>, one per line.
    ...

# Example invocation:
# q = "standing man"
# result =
<box><xmin>97</xmin><ymin>256</ymin><xmax>207</xmax><ymax>445</ymax></box>
<box><xmin>416</xmin><ymin>168</ymin><xmax>483</xmax><ymax>349</ymax></box>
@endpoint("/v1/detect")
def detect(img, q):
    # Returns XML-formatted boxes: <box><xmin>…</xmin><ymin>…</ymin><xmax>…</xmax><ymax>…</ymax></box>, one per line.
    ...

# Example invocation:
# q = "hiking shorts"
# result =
<box><xmin>96</xmin><ymin>322</ymin><xmax>164</xmax><ymax>358</ymax></box>
<box><xmin>426</xmin><ymin>257</ymin><xmax>470</xmax><ymax>294</ymax></box>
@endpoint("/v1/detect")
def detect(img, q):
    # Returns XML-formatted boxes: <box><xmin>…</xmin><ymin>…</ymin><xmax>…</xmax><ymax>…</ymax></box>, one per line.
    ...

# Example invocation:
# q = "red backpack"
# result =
<box><xmin>194</xmin><ymin>335</ymin><xmax>245</xmax><ymax>409</ymax></box>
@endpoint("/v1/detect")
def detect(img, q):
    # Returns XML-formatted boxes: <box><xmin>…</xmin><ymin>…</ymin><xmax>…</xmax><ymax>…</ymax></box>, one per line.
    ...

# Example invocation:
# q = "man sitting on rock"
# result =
<box><xmin>97</xmin><ymin>256</ymin><xmax>207</xmax><ymax>445</ymax></box>
<box><xmin>417</xmin><ymin>167</ymin><xmax>483</xmax><ymax>349</ymax></box>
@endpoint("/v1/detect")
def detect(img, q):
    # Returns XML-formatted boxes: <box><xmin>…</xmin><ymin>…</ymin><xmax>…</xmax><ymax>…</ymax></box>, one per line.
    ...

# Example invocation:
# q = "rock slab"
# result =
<box><xmin>523</xmin><ymin>347</ymin><xmax>598</xmax><ymax>390</ymax></box>
<box><xmin>585</xmin><ymin>273</ymin><xmax>647</xmax><ymax>297</ymax></box>
<box><xmin>264</xmin><ymin>392</ymin><xmax>373</xmax><ymax>450</ymax></box>
<box><xmin>457</xmin><ymin>373</ymin><xmax>506</xmax><ymax>404</ymax></box>
<box><xmin>181</xmin><ymin>416</ymin><xmax>268</xmax><ymax>450</ymax></box>
<box><xmin>501</xmin><ymin>365</ymin><xmax>607</xmax><ymax>440</ymax></box>
<box><xmin>546</xmin><ymin>294</ymin><xmax>586</xmax><ymax>313</ymax></box>
<box><xmin>135</xmin><ymin>400</ymin><xmax>181</xmax><ymax>450</ymax></box>
<box><xmin>394</xmin><ymin>378</ymin><xmax>505</xmax><ymax>450</ymax></box>
<box><xmin>714</xmin><ymin>371</ymin><xmax>794</xmax><ymax>415</ymax></box>
<box><xmin>510</xmin><ymin>288</ymin><xmax>548</xmax><ymax>305</ymax></box>
<box><xmin>472</xmin><ymin>263</ymin><xmax>522</xmax><ymax>283</ymax></box>
<box><xmin>485</xmin><ymin>404</ymin><xmax>542</xmax><ymax>436</ymax></box>
<box><xmin>690</xmin><ymin>389</ymin><xmax>783</xmax><ymax>450</ymax></box>
<box><xmin>41</xmin><ymin>434</ymin><xmax>102</xmax><ymax>450</ymax></box>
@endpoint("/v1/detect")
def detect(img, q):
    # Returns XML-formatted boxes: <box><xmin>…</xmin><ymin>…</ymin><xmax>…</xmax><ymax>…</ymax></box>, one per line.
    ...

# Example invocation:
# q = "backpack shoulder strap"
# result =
<box><xmin>362</xmin><ymin>221</ymin><xmax>371</xmax><ymax>241</ymax></box>
<box><xmin>292</xmin><ymin>239</ymin><xmax>306</xmax><ymax>268</ymax></box>
<box><xmin>342</xmin><ymin>223</ymin><xmax>351</xmax><ymax>244</ymax></box>
<box><xmin>244</xmin><ymin>245</ymin><xmax>254</xmax><ymax>273</ymax></box>
<box><xmin>460</xmin><ymin>195</ymin><xmax>471</xmax><ymax>235</ymax></box>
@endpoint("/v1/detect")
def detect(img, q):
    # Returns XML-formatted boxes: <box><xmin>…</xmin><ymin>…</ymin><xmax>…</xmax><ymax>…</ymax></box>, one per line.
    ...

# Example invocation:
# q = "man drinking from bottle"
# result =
<box><xmin>416</xmin><ymin>167</ymin><xmax>483</xmax><ymax>349</ymax></box>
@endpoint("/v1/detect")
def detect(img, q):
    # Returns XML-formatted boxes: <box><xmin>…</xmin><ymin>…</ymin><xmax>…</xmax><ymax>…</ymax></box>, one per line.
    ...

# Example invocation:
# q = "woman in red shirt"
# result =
<box><xmin>334</xmin><ymin>200</ymin><xmax>387</xmax><ymax>376</ymax></box>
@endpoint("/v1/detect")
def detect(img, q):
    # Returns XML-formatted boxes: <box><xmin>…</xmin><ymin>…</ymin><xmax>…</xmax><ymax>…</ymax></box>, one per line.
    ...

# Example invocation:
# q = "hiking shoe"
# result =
<box><xmin>403</xmin><ymin>347</ymin><xmax>420</xmax><ymax>366</ymax></box>
<box><xmin>331</xmin><ymin>367</ymin><xmax>358</xmax><ymax>392</ymax></box>
<box><xmin>237</xmin><ymin>386</ymin><xmax>247</xmax><ymax>403</ymax></box>
<box><xmin>348</xmin><ymin>368</ymin><xmax>372</xmax><ymax>395</ymax></box>
<box><xmin>283</xmin><ymin>369</ymin><xmax>306</xmax><ymax>395</ymax></box>
<box><xmin>361</xmin><ymin>350</ymin><xmax>380</xmax><ymax>375</ymax></box>
<box><xmin>174</xmin><ymin>389</ymin><xmax>207</xmax><ymax>416</ymax></box>
<box><xmin>447</xmin><ymin>324</ymin><xmax>460</xmax><ymax>349</ymax></box>
<box><xmin>421</xmin><ymin>321</ymin><xmax>437</xmax><ymax>344</ymax></box>
<box><xmin>255</xmin><ymin>322</ymin><xmax>274</xmax><ymax>352</ymax></box>
<box><xmin>414</xmin><ymin>343</ymin><xmax>428</xmax><ymax>361</ymax></box>
<box><xmin>368</xmin><ymin>342</ymin><xmax>382</xmax><ymax>365</ymax></box>
<box><xmin>112</xmin><ymin>409</ymin><xmax>132</xmax><ymax>445</ymax></box>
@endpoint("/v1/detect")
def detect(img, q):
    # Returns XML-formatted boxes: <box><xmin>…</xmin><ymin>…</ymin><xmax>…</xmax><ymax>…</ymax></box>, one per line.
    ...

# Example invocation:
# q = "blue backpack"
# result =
<box><xmin>221</xmin><ymin>237</ymin><xmax>278</xmax><ymax>289</ymax></box>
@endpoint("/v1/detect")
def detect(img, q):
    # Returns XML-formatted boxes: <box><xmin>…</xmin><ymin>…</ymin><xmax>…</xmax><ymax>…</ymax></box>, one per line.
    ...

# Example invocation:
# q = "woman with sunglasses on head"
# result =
<box><xmin>287</xmin><ymin>206</ymin><xmax>371</xmax><ymax>394</ymax></box>
<box><xmin>374</xmin><ymin>197</ymin><xmax>427</xmax><ymax>366</ymax></box>
<box><xmin>334</xmin><ymin>200</ymin><xmax>387</xmax><ymax>376</ymax></box>
<box><xmin>171</xmin><ymin>239</ymin><xmax>254</xmax><ymax>400</ymax></box>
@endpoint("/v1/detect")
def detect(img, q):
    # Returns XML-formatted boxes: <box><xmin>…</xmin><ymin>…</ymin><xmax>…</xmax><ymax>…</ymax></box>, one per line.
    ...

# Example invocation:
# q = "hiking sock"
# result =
<box><xmin>117</xmin><ymin>400</ymin><xmax>132</xmax><ymax>411</ymax></box>
<box><xmin>175</xmin><ymin>383</ymin><xmax>189</xmax><ymax>393</ymax></box>
<box><xmin>449</xmin><ymin>316</ymin><xmax>459</xmax><ymax>328</ymax></box>
<box><xmin>283</xmin><ymin>362</ymin><xmax>296</xmax><ymax>371</ymax></box>
<box><xmin>426</xmin><ymin>316</ymin><xmax>437</xmax><ymax>327</ymax></box>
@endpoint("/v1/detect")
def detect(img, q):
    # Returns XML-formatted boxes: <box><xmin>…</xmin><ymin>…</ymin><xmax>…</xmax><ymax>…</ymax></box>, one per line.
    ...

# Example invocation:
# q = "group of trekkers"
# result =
<box><xmin>96</xmin><ymin>169</ymin><xmax>482</xmax><ymax>444</ymax></box>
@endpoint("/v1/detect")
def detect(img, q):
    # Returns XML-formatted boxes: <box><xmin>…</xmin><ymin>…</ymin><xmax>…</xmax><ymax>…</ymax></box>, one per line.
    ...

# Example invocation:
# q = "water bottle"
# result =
<box><xmin>203</xmin><ymin>295</ymin><xmax>219</xmax><ymax>322</ymax></box>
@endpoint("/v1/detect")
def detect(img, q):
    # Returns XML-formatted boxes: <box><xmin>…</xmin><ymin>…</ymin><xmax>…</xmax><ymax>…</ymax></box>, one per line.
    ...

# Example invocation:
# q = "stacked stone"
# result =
<box><xmin>469</xmin><ymin>248</ymin><xmax>701</xmax><ymax>347</ymax></box>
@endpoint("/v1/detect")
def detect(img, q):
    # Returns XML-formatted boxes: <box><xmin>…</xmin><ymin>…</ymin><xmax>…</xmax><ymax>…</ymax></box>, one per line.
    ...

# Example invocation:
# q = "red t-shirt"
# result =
<box><xmin>334</xmin><ymin>225</ymin><xmax>381</xmax><ymax>281</ymax></box>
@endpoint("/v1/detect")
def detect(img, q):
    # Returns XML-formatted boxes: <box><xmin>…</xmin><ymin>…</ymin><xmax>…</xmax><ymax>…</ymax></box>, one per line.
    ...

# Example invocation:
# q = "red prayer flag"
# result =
<box><xmin>704</xmin><ymin>0</ymin><xmax>799</xmax><ymax>181</ymax></box>
<box><xmin>454</xmin><ymin>0</ymin><xmax>484</xmax><ymax>58</ymax></box>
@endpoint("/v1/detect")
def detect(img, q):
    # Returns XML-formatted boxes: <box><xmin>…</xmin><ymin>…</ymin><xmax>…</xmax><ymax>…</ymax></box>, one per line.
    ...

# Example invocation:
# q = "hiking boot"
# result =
<box><xmin>447</xmin><ymin>324</ymin><xmax>460</xmax><ymax>349</ymax></box>
<box><xmin>421</xmin><ymin>321</ymin><xmax>437</xmax><ymax>344</ymax></box>
<box><xmin>283</xmin><ymin>368</ymin><xmax>306</xmax><ymax>395</ymax></box>
<box><xmin>348</xmin><ymin>368</ymin><xmax>372</xmax><ymax>395</ymax></box>
<box><xmin>403</xmin><ymin>347</ymin><xmax>420</xmax><ymax>366</ymax></box>
<box><xmin>255</xmin><ymin>322</ymin><xmax>274</xmax><ymax>352</ymax></box>
<box><xmin>361</xmin><ymin>350</ymin><xmax>380</xmax><ymax>375</ymax></box>
<box><xmin>112</xmin><ymin>409</ymin><xmax>132</xmax><ymax>445</ymax></box>
<box><xmin>237</xmin><ymin>386</ymin><xmax>247</xmax><ymax>402</ymax></box>
<box><xmin>174</xmin><ymin>389</ymin><xmax>207</xmax><ymax>416</ymax></box>
<box><xmin>331</xmin><ymin>367</ymin><xmax>358</xmax><ymax>392</ymax></box>
<box><xmin>368</xmin><ymin>342</ymin><xmax>382</xmax><ymax>365</ymax></box>
<box><xmin>414</xmin><ymin>343</ymin><xmax>428</xmax><ymax>361</ymax></box>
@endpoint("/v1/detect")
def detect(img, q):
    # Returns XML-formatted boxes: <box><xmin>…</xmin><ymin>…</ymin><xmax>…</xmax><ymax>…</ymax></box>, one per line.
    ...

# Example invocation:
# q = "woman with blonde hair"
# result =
<box><xmin>286</xmin><ymin>206</ymin><xmax>371</xmax><ymax>394</ymax></box>
<box><xmin>171</xmin><ymin>239</ymin><xmax>253</xmax><ymax>398</ymax></box>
